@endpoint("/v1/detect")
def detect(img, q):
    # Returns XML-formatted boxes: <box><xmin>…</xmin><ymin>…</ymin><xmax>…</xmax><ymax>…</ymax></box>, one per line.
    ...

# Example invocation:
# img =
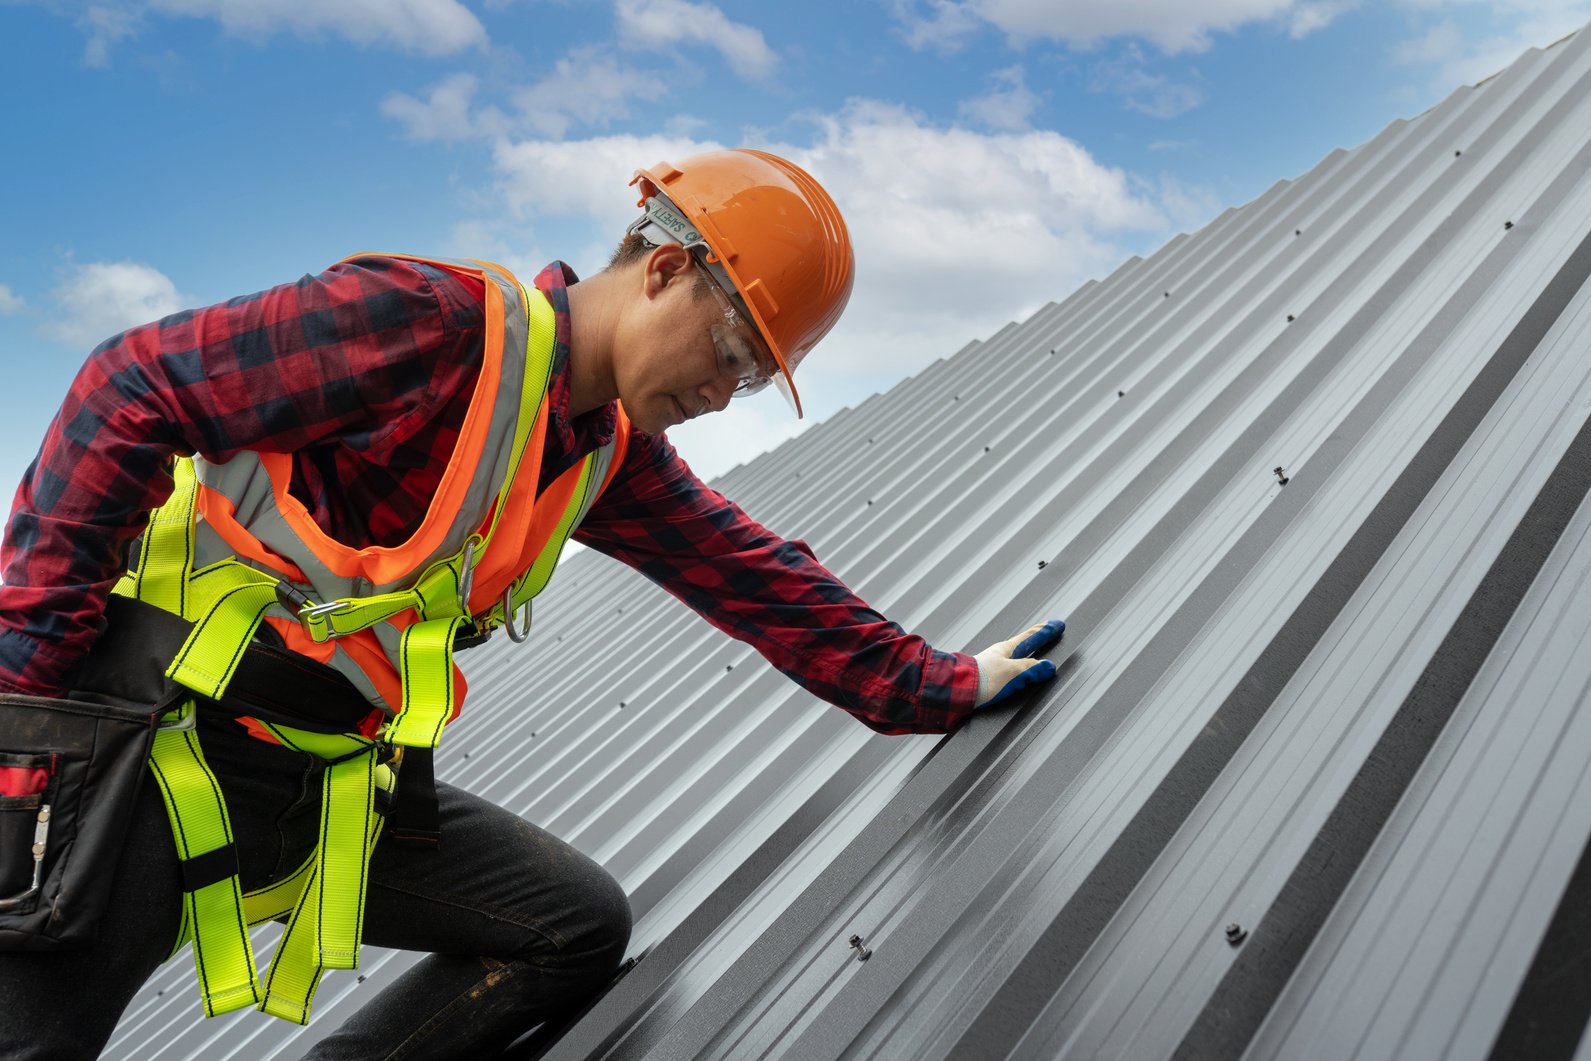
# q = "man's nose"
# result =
<box><xmin>701</xmin><ymin>377</ymin><xmax>735</xmax><ymax>414</ymax></box>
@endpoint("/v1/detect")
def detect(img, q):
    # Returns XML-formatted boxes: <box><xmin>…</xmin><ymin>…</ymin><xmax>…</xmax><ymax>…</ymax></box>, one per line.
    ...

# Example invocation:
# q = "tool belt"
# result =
<box><xmin>0</xmin><ymin>596</ymin><xmax>442</xmax><ymax>1025</ymax></box>
<box><xmin>0</xmin><ymin>688</ymin><xmax>168</xmax><ymax>951</ymax></box>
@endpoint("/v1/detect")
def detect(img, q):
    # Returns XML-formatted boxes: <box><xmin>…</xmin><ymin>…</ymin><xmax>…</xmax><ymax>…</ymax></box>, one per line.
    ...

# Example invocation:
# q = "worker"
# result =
<box><xmin>0</xmin><ymin>148</ymin><xmax>1064</xmax><ymax>1059</ymax></box>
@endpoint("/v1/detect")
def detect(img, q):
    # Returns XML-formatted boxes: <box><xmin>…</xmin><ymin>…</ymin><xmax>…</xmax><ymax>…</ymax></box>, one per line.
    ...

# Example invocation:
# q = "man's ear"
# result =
<box><xmin>641</xmin><ymin>243</ymin><xmax>693</xmax><ymax>299</ymax></box>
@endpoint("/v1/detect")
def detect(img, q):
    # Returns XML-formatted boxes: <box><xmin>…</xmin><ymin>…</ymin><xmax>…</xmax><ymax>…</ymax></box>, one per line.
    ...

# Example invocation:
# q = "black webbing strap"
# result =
<box><xmin>385</xmin><ymin>747</ymin><xmax>441</xmax><ymax>849</ymax></box>
<box><xmin>180</xmin><ymin>843</ymin><xmax>240</xmax><ymax>893</ymax></box>
<box><xmin>79</xmin><ymin>596</ymin><xmax>377</xmax><ymax>733</ymax></box>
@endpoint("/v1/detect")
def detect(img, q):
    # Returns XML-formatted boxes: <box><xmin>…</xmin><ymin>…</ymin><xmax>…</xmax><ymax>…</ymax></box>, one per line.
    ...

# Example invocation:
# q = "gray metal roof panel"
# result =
<box><xmin>109</xmin><ymin>24</ymin><xmax>1591</xmax><ymax>1060</ymax></box>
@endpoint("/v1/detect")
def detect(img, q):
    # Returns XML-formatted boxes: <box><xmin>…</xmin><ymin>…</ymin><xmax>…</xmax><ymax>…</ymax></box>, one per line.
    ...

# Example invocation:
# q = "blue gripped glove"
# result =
<box><xmin>973</xmin><ymin>619</ymin><xmax>1067</xmax><ymax>709</ymax></box>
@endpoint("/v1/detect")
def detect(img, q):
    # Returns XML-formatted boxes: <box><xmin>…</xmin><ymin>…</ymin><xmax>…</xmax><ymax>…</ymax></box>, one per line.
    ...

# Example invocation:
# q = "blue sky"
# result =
<box><xmin>3</xmin><ymin>0</ymin><xmax>1589</xmax><ymax>539</ymax></box>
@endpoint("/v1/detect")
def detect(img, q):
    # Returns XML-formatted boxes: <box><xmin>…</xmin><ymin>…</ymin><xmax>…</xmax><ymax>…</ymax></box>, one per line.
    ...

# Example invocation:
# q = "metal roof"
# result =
<box><xmin>111</xmin><ymin>25</ymin><xmax>1591</xmax><ymax>1060</ymax></box>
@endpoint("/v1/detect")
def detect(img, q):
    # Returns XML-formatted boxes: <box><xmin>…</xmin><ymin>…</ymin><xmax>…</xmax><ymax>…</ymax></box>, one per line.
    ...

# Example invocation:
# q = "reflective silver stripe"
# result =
<box><xmin>185</xmin><ymin>256</ymin><xmax>618</xmax><ymax>705</ymax></box>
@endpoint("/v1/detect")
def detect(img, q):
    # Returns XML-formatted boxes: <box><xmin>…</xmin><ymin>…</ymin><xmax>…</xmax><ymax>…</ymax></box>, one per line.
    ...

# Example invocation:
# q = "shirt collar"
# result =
<box><xmin>533</xmin><ymin>260</ymin><xmax>618</xmax><ymax>460</ymax></box>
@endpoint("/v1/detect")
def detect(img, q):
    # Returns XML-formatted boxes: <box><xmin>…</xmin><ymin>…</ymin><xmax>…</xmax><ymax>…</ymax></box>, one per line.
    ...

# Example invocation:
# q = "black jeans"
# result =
<box><xmin>0</xmin><ymin>711</ymin><xmax>631</xmax><ymax>1059</ymax></box>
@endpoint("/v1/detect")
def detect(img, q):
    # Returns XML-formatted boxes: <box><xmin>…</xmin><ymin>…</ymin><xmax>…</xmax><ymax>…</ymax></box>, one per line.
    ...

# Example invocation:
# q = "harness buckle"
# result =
<box><xmin>295</xmin><ymin>598</ymin><xmax>357</xmax><ymax>642</ymax></box>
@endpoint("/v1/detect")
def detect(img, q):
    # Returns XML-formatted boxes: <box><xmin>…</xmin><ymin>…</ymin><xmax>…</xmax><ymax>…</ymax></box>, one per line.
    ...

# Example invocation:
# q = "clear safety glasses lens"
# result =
<box><xmin>694</xmin><ymin>261</ymin><xmax>778</xmax><ymax>394</ymax></box>
<box><xmin>708</xmin><ymin>324</ymin><xmax>774</xmax><ymax>394</ymax></box>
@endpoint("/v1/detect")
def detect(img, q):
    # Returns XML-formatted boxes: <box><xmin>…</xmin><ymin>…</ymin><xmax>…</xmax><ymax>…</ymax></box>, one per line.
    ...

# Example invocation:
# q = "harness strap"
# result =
<box><xmin>121</xmin><ymin>273</ymin><xmax>601</xmax><ymax>1027</ymax></box>
<box><xmin>255</xmin><ymin>723</ymin><xmax>386</xmax><ymax>1024</ymax></box>
<box><xmin>152</xmin><ymin>712</ymin><xmax>392</xmax><ymax>1025</ymax></box>
<box><xmin>147</xmin><ymin>701</ymin><xmax>261</xmax><ymax>1017</ymax></box>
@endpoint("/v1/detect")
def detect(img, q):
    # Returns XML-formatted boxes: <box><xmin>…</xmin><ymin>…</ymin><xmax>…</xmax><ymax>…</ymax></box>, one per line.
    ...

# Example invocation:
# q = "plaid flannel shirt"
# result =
<box><xmin>0</xmin><ymin>256</ymin><xmax>977</xmax><ymax>734</ymax></box>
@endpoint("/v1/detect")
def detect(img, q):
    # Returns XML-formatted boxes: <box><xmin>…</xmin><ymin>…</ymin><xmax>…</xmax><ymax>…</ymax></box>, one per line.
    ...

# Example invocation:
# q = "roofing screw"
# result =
<box><xmin>1118</xmin><ymin>390</ymin><xmax>1125</xmax><ymax>397</ymax></box>
<box><xmin>357</xmin><ymin>975</ymin><xmax>366</xmax><ymax>984</ymax></box>
<box><xmin>1294</xmin><ymin>229</ymin><xmax>1302</xmax><ymax>236</ymax></box>
<box><xmin>848</xmin><ymin>934</ymin><xmax>872</xmax><ymax>962</ymax></box>
<box><xmin>1226</xmin><ymin>923</ymin><xmax>1247</xmax><ymax>946</ymax></box>
<box><xmin>1163</xmin><ymin>291</ymin><xmax>1170</xmax><ymax>298</ymax></box>
<box><xmin>726</xmin><ymin>664</ymin><xmax>733</xmax><ymax>672</ymax></box>
<box><xmin>1037</xmin><ymin>560</ymin><xmax>1048</xmax><ymax>570</ymax></box>
<box><xmin>1504</xmin><ymin>220</ymin><xmax>1514</xmax><ymax>230</ymax></box>
<box><xmin>984</xmin><ymin>445</ymin><xmax>991</xmax><ymax>453</ymax></box>
<box><xmin>1454</xmin><ymin>149</ymin><xmax>1462</xmax><ymax>157</ymax></box>
<box><xmin>1286</xmin><ymin>314</ymin><xmax>1296</xmax><ymax>322</ymax></box>
<box><xmin>1274</xmin><ymin>467</ymin><xmax>1290</xmax><ymax>485</ymax></box>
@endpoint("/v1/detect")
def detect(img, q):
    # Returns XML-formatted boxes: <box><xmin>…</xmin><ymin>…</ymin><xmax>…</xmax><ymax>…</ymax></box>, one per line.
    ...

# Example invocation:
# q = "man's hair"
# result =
<box><xmin>607</xmin><ymin>232</ymin><xmax>715</xmax><ymax>299</ymax></box>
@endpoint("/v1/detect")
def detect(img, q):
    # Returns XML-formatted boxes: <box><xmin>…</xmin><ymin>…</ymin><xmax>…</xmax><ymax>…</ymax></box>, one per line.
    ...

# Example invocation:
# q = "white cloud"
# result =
<box><xmin>958</xmin><ymin>64</ymin><xmax>1043</xmax><ymax>130</ymax></box>
<box><xmin>1090</xmin><ymin>46</ymin><xmax>1206</xmax><ymax>117</ymax></box>
<box><xmin>77</xmin><ymin>5</ymin><xmax>142</xmax><ymax>66</ymax></box>
<box><xmin>385</xmin><ymin>50</ymin><xmax>668</xmax><ymax>143</ymax></box>
<box><xmin>480</xmin><ymin>101</ymin><xmax>1183</xmax><ymax>467</ymax></box>
<box><xmin>0</xmin><ymin>284</ymin><xmax>24</xmax><ymax>314</ymax></box>
<box><xmin>615</xmin><ymin>0</ymin><xmax>778</xmax><ymax>78</ymax></box>
<box><xmin>491</xmin><ymin>133</ymin><xmax>729</xmax><ymax>233</ymax></box>
<box><xmin>894</xmin><ymin>0</ymin><xmax>985</xmax><ymax>51</ymax></box>
<box><xmin>896</xmin><ymin>0</ymin><xmax>1336</xmax><ymax>53</ymax></box>
<box><xmin>383</xmin><ymin>74</ymin><xmax>506</xmax><ymax>142</ymax></box>
<box><xmin>1393</xmin><ymin>18</ymin><xmax>1466</xmax><ymax>65</ymax></box>
<box><xmin>510</xmin><ymin>49</ymin><xmax>670</xmax><ymax>138</ymax></box>
<box><xmin>47</xmin><ymin>261</ymin><xmax>188</xmax><ymax>348</ymax></box>
<box><xmin>1287</xmin><ymin>1</ymin><xmax>1355</xmax><ymax>38</ymax></box>
<box><xmin>1390</xmin><ymin>2</ymin><xmax>1591</xmax><ymax>89</ymax></box>
<box><xmin>144</xmin><ymin>0</ymin><xmax>486</xmax><ymax>55</ymax></box>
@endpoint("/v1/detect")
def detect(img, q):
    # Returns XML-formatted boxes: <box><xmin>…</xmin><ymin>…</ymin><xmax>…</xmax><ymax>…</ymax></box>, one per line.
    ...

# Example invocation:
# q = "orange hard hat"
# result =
<box><xmin>630</xmin><ymin>148</ymin><xmax>854</xmax><ymax>418</ymax></box>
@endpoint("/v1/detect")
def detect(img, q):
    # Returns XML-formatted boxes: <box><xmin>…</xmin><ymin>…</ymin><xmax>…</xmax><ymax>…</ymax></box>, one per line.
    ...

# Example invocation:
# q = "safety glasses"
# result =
<box><xmin>691</xmin><ymin>256</ymin><xmax>779</xmax><ymax>395</ymax></box>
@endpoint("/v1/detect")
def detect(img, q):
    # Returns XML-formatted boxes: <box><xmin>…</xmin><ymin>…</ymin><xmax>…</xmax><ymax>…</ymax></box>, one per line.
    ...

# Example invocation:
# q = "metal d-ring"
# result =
<box><xmin>502</xmin><ymin>586</ymin><xmax>532</xmax><ymax>644</ymax></box>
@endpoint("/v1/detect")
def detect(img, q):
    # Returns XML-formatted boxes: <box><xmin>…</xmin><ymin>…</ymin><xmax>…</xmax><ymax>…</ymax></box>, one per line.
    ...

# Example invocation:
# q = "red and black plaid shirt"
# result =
<box><xmin>0</xmin><ymin>256</ymin><xmax>976</xmax><ymax>734</ymax></box>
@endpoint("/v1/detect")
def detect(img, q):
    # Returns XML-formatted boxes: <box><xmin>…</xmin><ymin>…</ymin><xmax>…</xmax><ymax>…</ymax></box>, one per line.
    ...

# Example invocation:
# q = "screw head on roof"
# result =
<box><xmin>1504</xmin><ymin>220</ymin><xmax>1514</xmax><ymax>229</ymax></box>
<box><xmin>1226</xmin><ymin>923</ymin><xmax>1247</xmax><ymax>945</ymax></box>
<box><xmin>1118</xmin><ymin>390</ymin><xmax>1125</xmax><ymax>397</ymax></box>
<box><xmin>1294</xmin><ymin>229</ymin><xmax>1302</xmax><ymax>236</ymax></box>
<box><xmin>1163</xmin><ymin>291</ymin><xmax>1170</xmax><ymax>298</ymax></box>
<box><xmin>1455</xmin><ymin>149</ymin><xmax>1462</xmax><ymax>157</ymax></box>
<box><xmin>984</xmin><ymin>445</ymin><xmax>991</xmax><ymax>452</ymax></box>
<box><xmin>1038</xmin><ymin>560</ymin><xmax>1048</xmax><ymax>570</ymax></box>
<box><xmin>1287</xmin><ymin>314</ymin><xmax>1295</xmax><ymax>322</ymax></box>
<box><xmin>1274</xmin><ymin>467</ymin><xmax>1290</xmax><ymax>485</ymax></box>
<box><xmin>848</xmin><ymin>935</ymin><xmax>873</xmax><ymax>961</ymax></box>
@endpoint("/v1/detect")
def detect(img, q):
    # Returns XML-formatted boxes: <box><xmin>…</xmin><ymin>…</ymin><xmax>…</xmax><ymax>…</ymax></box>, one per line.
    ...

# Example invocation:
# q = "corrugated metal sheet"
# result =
<box><xmin>111</xmin><ymin>25</ymin><xmax>1591</xmax><ymax>1060</ymax></box>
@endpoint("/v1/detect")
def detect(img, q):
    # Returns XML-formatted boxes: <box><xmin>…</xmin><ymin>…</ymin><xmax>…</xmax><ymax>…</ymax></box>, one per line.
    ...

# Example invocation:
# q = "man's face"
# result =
<box><xmin>614</xmin><ymin>247</ymin><xmax>766</xmax><ymax>435</ymax></box>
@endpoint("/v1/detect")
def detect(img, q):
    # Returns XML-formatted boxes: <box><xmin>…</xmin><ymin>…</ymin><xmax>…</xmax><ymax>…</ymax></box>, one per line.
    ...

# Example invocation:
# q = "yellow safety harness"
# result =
<box><xmin>120</xmin><ymin>284</ymin><xmax>604</xmax><ymax>1023</ymax></box>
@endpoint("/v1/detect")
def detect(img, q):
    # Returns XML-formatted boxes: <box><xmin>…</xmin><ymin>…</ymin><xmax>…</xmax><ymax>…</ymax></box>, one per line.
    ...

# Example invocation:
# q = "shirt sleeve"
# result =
<box><xmin>0</xmin><ymin>256</ymin><xmax>481</xmax><ymax>696</ymax></box>
<box><xmin>574</xmin><ymin>429</ymin><xmax>980</xmax><ymax>735</ymax></box>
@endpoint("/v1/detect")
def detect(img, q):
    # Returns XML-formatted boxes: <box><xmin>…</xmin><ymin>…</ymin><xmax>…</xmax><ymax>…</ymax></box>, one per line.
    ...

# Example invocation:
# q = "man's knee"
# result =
<box><xmin>579</xmin><ymin>864</ymin><xmax>632</xmax><ymax>972</ymax></box>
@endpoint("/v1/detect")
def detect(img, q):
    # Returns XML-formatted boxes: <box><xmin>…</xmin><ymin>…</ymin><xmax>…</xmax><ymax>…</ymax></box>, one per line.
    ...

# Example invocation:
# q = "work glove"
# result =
<box><xmin>974</xmin><ymin>619</ymin><xmax>1066</xmax><ymax>709</ymax></box>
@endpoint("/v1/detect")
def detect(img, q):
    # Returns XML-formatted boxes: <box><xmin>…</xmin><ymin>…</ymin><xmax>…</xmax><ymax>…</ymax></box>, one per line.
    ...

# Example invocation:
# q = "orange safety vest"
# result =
<box><xmin>135</xmin><ymin>253</ymin><xmax>629</xmax><ymax>737</ymax></box>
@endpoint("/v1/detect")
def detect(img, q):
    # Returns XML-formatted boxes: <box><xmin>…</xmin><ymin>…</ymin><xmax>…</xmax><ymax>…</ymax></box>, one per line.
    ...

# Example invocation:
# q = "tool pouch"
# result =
<box><xmin>0</xmin><ymin>691</ymin><xmax>162</xmax><ymax>950</ymax></box>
